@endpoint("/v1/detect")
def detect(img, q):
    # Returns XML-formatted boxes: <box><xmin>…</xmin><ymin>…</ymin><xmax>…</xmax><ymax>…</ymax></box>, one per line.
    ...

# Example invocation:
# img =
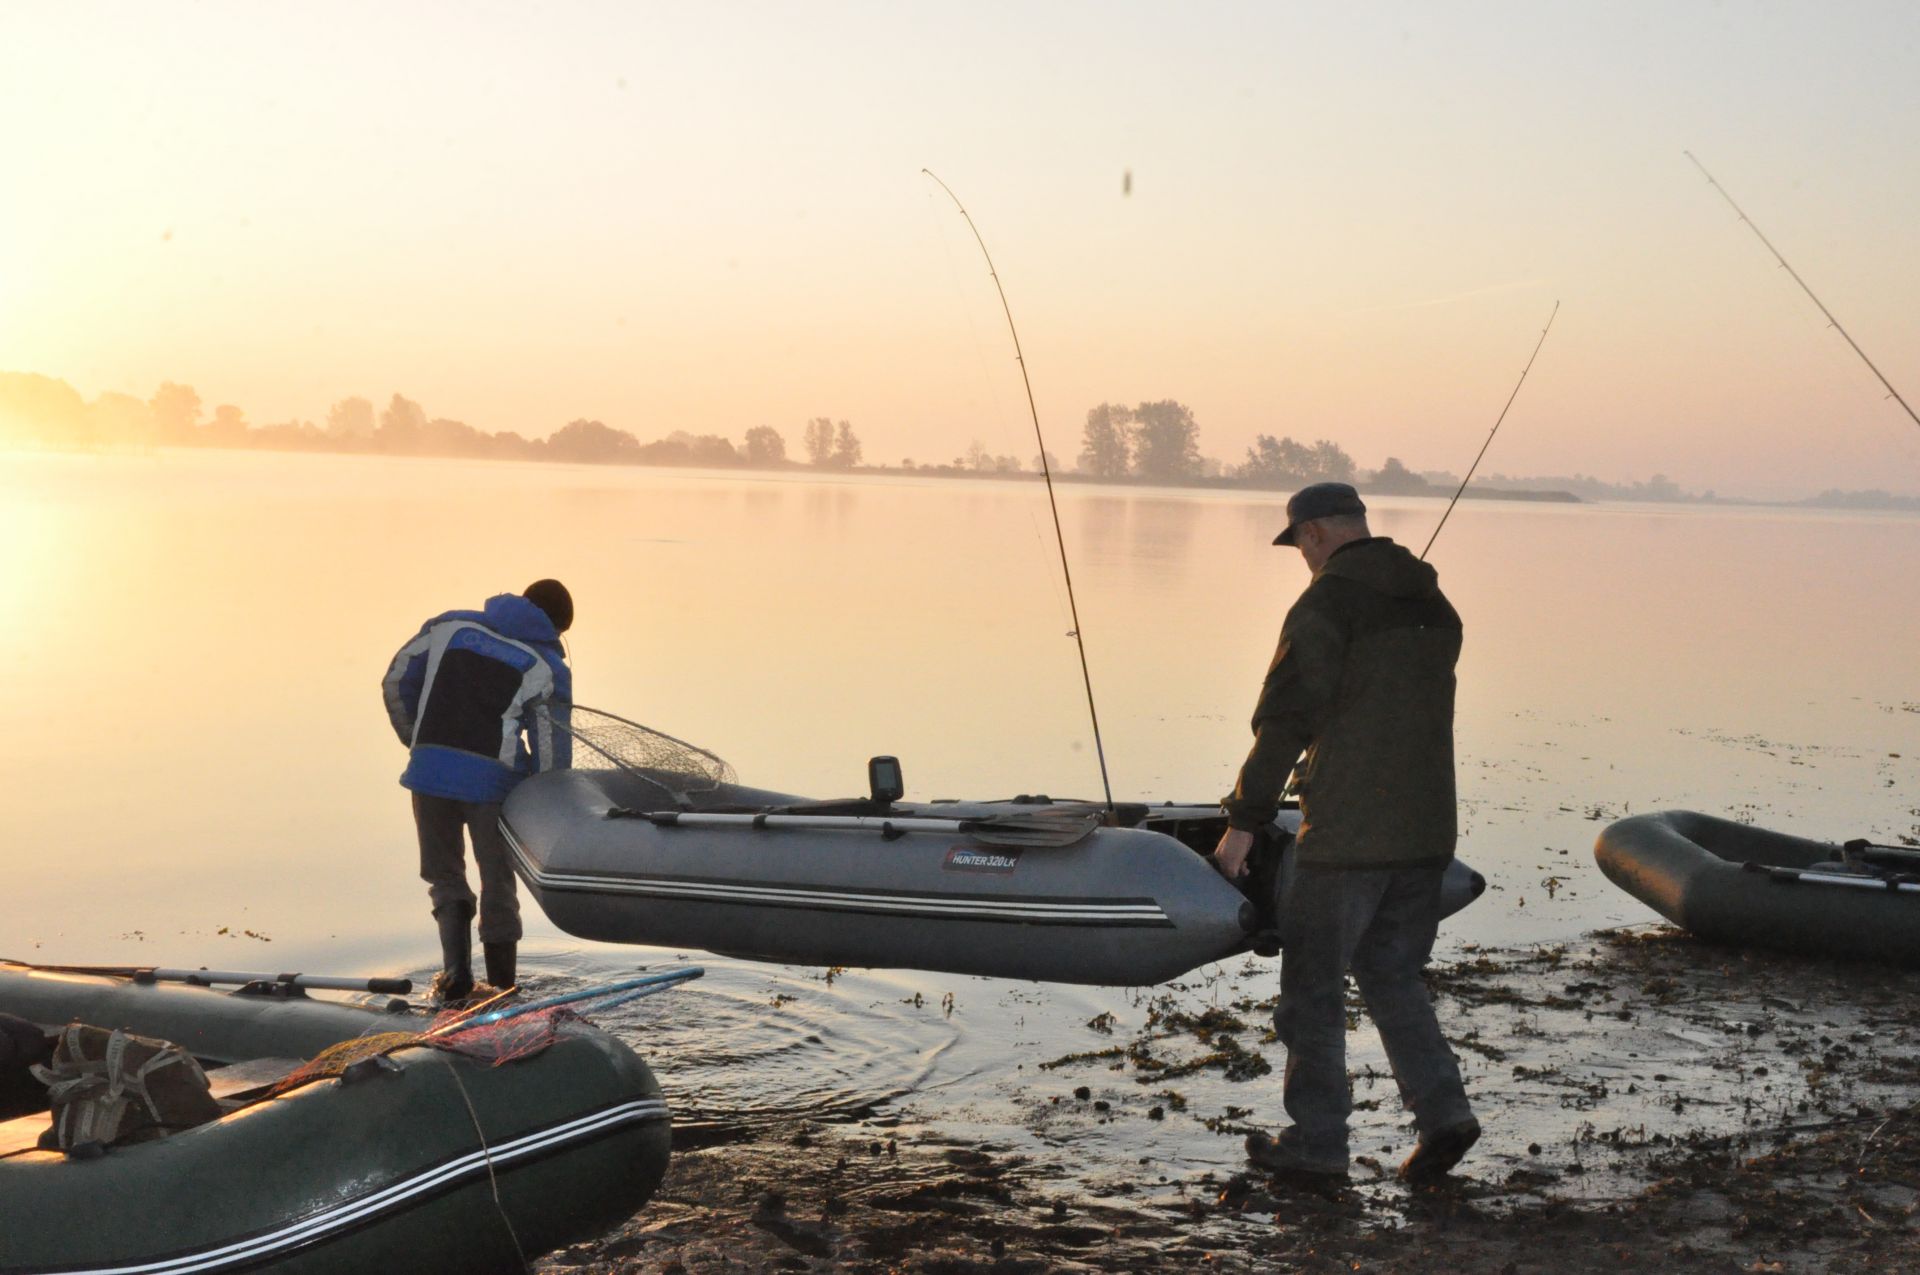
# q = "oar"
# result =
<box><xmin>1747</xmin><ymin>864</ymin><xmax>1920</xmax><ymax>893</ymax></box>
<box><xmin>1842</xmin><ymin>839</ymin><xmax>1920</xmax><ymax>869</ymax></box>
<box><xmin>3</xmin><ymin>961</ymin><xmax>412</xmax><ymax>995</ymax></box>
<box><xmin>429</xmin><ymin>967</ymin><xmax>704</xmax><ymax>1036</ymax></box>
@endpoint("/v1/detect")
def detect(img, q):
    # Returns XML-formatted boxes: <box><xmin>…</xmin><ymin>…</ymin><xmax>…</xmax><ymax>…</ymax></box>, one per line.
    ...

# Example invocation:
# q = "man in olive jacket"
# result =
<box><xmin>1212</xmin><ymin>482</ymin><xmax>1479</xmax><ymax>1182</ymax></box>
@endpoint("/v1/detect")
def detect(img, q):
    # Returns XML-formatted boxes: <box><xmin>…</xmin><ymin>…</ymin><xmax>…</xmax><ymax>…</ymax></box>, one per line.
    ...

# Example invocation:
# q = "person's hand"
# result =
<box><xmin>1211</xmin><ymin>828</ymin><xmax>1256</xmax><ymax>881</ymax></box>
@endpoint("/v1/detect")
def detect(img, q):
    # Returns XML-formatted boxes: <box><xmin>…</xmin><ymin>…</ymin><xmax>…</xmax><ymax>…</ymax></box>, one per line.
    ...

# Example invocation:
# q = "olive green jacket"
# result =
<box><xmin>1223</xmin><ymin>537</ymin><xmax>1461</xmax><ymax>869</ymax></box>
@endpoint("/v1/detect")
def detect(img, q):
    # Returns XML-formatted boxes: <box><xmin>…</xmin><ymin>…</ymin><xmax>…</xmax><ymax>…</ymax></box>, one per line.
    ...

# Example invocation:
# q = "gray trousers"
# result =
<box><xmin>412</xmin><ymin>793</ymin><xmax>522</xmax><ymax>944</ymax></box>
<box><xmin>1273</xmin><ymin>862</ymin><xmax>1472</xmax><ymax>1153</ymax></box>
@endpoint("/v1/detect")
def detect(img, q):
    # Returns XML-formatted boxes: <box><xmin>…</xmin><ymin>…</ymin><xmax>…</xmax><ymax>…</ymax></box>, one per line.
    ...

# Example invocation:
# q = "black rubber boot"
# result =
<box><xmin>483</xmin><ymin>942</ymin><xmax>517</xmax><ymax>992</ymax></box>
<box><xmin>430</xmin><ymin>902</ymin><xmax>475</xmax><ymax>1006</ymax></box>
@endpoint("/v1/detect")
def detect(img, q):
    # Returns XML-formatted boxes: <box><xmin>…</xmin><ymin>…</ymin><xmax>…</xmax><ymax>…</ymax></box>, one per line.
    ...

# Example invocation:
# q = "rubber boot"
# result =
<box><xmin>430</xmin><ymin>902</ymin><xmax>475</xmax><ymax>1006</ymax></box>
<box><xmin>483</xmin><ymin>941</ymin><xmax>517</xmax><ymax>992</ymax></box>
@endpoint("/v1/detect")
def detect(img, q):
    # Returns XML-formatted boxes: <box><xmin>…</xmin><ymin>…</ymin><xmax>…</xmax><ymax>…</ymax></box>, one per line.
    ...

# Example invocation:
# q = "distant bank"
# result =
<box><xmin>855</xmin><ymin>465</ymin><xmax>1582</xmax><ymax>504</ymax></box>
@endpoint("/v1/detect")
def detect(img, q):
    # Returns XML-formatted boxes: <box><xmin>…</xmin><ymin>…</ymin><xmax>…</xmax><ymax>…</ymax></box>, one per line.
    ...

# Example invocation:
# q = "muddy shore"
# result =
<box><xmin>541</xmin><ymin>929</ymin><xmax>1920</xmax><ymax>1273</ymax></box>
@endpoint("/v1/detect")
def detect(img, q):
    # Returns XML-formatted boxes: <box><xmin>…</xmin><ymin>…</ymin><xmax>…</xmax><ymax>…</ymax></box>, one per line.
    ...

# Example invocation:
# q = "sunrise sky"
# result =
<box><xmin>4</xmin><ymin>1</ymin><xmax>1918</xmax><ymax>497</ymax></box>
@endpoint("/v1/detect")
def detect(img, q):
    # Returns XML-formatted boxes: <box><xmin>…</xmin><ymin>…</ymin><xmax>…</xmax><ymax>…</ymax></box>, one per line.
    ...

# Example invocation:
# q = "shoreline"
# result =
<box><xmin>542</xmin><ymin>928</ymin><xmax>1920</xmax><ymax>1273</ymax></box>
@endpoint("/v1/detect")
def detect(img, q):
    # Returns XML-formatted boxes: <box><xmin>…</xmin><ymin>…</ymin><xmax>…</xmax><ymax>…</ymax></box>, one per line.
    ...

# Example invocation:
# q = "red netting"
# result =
<box><xmin>266</xmin><ymin>1005</ymin><xmax>585</xmax><ymax>1097</ymax></box>
<box><xmin>426</xmin><ymin>1005</ymin><xmax>588</xmax><ymax>1065</ymax></box>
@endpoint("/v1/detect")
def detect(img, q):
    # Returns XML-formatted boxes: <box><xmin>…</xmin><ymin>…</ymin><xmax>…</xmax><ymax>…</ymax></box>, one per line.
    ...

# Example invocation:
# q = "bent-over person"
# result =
<box><xmin>383</xmin><ymin>580</ymin><xmax>573</xmax><ymax>1004</ymax></box>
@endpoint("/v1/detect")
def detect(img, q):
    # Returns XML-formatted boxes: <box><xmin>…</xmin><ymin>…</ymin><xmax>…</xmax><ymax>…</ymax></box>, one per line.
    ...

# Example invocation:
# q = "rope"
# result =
<box><xmin>447</xmin><ymin>1063</ymin><xmax>531</xmax><ymax>1273</ymax></box>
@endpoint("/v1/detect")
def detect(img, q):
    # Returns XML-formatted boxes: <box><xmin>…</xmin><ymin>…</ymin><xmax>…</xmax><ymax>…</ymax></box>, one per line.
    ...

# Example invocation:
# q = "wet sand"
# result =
<box><xmin>541</xmin><ymin>928</ymin><xmax>1919</xmax><ymax>1273</ymax></box>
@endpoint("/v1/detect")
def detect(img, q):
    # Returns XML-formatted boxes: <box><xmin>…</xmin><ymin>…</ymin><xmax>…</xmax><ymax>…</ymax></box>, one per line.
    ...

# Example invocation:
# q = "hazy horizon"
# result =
<box><xmin>10</xmin><ymin>366</ymin><xmax>1920</xmax><ymax>505</ymax></box>
<box><xmin>6</xmin><ymin>2</ymin><xmax>1919</xmax><ymax>499</ymax></box>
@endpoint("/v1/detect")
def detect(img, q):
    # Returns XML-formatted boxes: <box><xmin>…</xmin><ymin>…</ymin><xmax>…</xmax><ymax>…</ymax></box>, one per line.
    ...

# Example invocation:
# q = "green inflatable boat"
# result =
<box><xmin>1594</xmin><ymin>811</ymin><xmax>1920</xmax><ymax>967</ymax></box>
<box><xmin>0</xmin><ymin>960</ymin><xmax>673</xmax><ymax>1275</ymax></box>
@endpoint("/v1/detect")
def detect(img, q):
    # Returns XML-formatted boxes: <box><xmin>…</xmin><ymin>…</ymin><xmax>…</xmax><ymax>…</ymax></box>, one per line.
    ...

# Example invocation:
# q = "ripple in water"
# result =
<box><xmin>515</xmin><ymin>948</ymin><xmax>961</xmax><ymax>1135</ymax></box>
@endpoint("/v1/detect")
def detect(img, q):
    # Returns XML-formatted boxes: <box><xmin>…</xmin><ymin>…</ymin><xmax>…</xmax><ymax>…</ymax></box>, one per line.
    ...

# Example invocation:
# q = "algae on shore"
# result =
<box><xmin>541</xmin><ymin>927</ymin><xmax>1920</xmax><ymax>1273</ymax></box>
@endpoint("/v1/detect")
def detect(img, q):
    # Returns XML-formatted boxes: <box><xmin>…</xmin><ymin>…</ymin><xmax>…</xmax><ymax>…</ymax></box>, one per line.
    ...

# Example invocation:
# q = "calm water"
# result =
<box><xmin>3</xmin><ymin>449</ymin><xmax>1915</xmax><ymax>1171</ymax></box>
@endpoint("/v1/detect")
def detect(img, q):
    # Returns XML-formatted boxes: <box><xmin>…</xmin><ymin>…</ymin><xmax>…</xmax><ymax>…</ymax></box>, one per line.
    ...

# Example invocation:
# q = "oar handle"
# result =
<box><xmin>151</xmin><ymin>968</ymin><xmax>414</xmax><ymax>994</ymax></box>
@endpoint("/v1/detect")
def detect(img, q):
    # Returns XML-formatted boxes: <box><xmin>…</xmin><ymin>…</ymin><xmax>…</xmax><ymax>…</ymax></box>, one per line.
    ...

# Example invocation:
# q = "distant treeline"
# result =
<box><xmin>2</xmin><ymin>370</ymin><xmax>1911</xmax><ymax>508</ymax></box>
<box><xmin>0</xmin><ymin>372</ymin><xmax>865</xmax><ymax>470</ymax></box>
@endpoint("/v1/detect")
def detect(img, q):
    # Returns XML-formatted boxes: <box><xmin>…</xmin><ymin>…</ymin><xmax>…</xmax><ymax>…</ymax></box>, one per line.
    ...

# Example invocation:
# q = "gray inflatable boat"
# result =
<box><xmin>501</xmin><ymin>750</ymin><xmax>1486</xmax><ymax>986</ymax></box>
<box><xmin>1595</xmin><ymin>810</ymin><xmax>1920</xmax><ymax>966</ymax></box>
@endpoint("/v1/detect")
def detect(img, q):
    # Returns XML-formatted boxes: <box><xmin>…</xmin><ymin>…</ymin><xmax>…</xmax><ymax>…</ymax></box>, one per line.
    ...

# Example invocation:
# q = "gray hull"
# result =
<box><xmin>1595</xmin><ymin>810</ymin><xmax>1920</xmax><ymax>966</ymax></box>
<box><xmin>0</xmin><ymin>960</ymin><xmax>421</xmax><ymax>1065</ymax></box>
<box><xmin>503</xmin><ymin>769</ymin><xmax>1484</xmax><ymax>986</ymax></box>
<box><xmin>0</xmin><ymin>964</ymin><xmax>671</xmax><ymax>1275</ymax></box>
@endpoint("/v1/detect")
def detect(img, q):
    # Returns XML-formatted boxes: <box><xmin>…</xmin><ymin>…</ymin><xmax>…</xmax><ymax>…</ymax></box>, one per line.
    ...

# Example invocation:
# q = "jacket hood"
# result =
<box><xmin>1317</xmin><ymin>537</ymin><xmax>1439</xmax><ymax>600</ymax></box>
<box><xmin>480</xmin><ymin>593</ymin><xmax>563</xmax><ymax>644</ymax></box>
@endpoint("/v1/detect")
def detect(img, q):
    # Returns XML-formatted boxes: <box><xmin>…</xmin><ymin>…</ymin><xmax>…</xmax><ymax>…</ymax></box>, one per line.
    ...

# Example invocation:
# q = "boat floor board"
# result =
<box><xmin>207</xmin><ymin>1056</ymin><xmax>304</xmax><ymax>1099</ymax></box>
<box><xmin>0</xmin><ymin>1113</ymin><xmax>52</xmax><ymax>1159</ymax></box>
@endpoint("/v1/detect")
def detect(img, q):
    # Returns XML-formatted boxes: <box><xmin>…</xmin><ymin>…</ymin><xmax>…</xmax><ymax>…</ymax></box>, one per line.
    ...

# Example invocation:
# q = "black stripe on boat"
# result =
<box><xmin>500</xmin><ymin>823</ymin><xmax>1174</xmax><ymax>928</ymax></box>
<box><xmin>21</xmin><ymin>1098</ymin><xmax>670</xmax><ymax>1275</ymax></box>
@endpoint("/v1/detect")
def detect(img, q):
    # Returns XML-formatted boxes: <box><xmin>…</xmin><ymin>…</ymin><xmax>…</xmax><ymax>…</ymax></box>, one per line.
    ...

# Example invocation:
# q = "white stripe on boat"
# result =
<box><xmin>499</xmin><ymin>822</ymin><xmax>1171</xmax><ymax>925</ymax></box>
<box><xmin>42</xmin><ymin>1098</ymin><xmax>669</xmax><ymax>1275</ymax></box>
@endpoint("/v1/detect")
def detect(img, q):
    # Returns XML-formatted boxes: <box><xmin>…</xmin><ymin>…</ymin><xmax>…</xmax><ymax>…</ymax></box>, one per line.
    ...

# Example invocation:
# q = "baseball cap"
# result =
<box><xmin>1272</xmin><ymin>482</ymin><xmax>1367</xmax><ymax>546</ymax></box>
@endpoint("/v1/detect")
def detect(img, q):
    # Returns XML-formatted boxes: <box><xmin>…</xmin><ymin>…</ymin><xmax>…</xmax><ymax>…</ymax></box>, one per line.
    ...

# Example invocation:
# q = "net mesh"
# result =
<box><xmin>268</xmin><ymin>1005</ymin><xmax>587</xmax><ymax>1097</ymax></box>
<box><xmin>544</xmin><ymin>703</ymin><xmax>736</xmax><ymax>807</ymax></box>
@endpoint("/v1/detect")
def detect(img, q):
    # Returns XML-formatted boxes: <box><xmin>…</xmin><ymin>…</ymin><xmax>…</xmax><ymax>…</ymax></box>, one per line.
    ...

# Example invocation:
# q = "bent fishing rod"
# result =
<box><xmin>1685</xmin><ymin>151</ymin><xmax>1920</xmax><ymax>434</ymax></box>
<box><xmin>1420</xmin><ymin>300</ymin><xmax>1561</xmax><ymax>560</ymax></box>
<box><xmin>921</xmin><ymin>169</ymin><xmax>1115</xmax><ymax>816</ymax></box>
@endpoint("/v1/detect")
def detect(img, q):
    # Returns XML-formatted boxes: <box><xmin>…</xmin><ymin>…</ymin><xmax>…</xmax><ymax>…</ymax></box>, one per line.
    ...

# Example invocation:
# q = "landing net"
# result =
<box><xmin>270</xmin><ymin>1007</ymin><xmax>586</xmax><ymax>1096</ymax></box>
<box><xmin>268</xmin><ymin>971</ymin><xmax>701</xmax><ymax>1097</ymax></box>
<box><xmin>544</xmin><ymin>703</ymin><xmax>736</xmax><ymax>807</ymax></box>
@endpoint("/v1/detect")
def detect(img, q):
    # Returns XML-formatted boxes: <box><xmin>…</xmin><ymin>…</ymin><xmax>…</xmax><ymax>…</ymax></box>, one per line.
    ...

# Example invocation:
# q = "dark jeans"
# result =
<box><xmin>412</xmin><ymin>793</ymin><xmax>522</xmax><ymax>943</ymax></box>
<box><xmin>1273</xmin><ymin>862</ymin><xmax>1472</xmax><ymax>1153</ymax></box>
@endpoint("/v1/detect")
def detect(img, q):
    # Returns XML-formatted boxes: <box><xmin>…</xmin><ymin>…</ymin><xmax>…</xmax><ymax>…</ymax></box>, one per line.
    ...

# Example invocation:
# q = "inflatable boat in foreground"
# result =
<box><xmin>0</xmin><ymin>960</ymin><xmax>673</xmax><ymax>1275</ymax></box>
<box><xmin>501</xmin><ymin>748</ymin><xmax>1486</xmax><ymax>985</ymax></box>
<box><xmin>1594</xmin><ymin>810</ymin><xmax>1920</xmax><ymax>966</ymax></box>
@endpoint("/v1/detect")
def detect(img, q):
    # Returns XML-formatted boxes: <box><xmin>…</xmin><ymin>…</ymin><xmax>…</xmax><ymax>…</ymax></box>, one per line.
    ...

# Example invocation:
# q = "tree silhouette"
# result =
<box><xmin>421</xmin><ymin>417</ymin><xmax>487</xmax><ymax>454</ymax></box>
<box><xmin>1239</xmin><ymin>434</ymin><xmax>1356</xmax><ymax>487</ymax></box>
<box><xmin>743</xmin><ymin>425</ymin><xmax>786</xmax><ymax>465</ymax></box>
<box><xmin>803</xmin><ymin>417</ymin><xmax>836</xmax><ymax>466</ymax></box>
<box><xmin>1369</xmin><ymin>456</ymin><xmax>1428</xmax><ymax>494</ymax></box>
<box><xmin>1078</xmin><ymin>403</ymin><xmax>1130</xmax><ymax>477</ymax></box>
<box><xmin>88</xmin><ymin>392</ymin><xmax>154</xmax><ymax>447</ymax></box>
<box><xmin>546</xmin><ymin>418</ymin><xmax>639</xmax><ymax>463</ymax></box>
<box><xmin>326</xmin><ymin>396</ymin><xmax>374</xmax><ymax>441</ymax></box>
<box><xmin>376</xmin><ymin>394</ymin><xmax>427</xmax><ymax>452</ymax></box>
<box><xmin>831</xmin><ymin>421</ymin><xmax>862</xmax><ymax>469</ymax></box>
<box><xmin>1128</xmin><ymin>399</ymin><xmax>1201</xmax><ymax>480</ymax></box>
<box><xmin>206</xmin><ymin>404</ymin><xmax>249</xmax><ymax>444</ymax></box>
<box><xmin>149</xmin><ymin>382</ymin><xmax>201</xmax><ymax>443</ymax></box>
<box><xmin>0</xmin><ymin>373</ymin><xmax>87</xmax><ymax>446</ymax></box>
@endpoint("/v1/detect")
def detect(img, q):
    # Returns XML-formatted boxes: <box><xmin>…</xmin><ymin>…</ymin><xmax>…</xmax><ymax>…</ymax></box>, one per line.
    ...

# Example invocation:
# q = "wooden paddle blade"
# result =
<box><xmin>959</xmin><ymin>810</ymin><xmax>1102</xmax><ymax>848</ymax></box>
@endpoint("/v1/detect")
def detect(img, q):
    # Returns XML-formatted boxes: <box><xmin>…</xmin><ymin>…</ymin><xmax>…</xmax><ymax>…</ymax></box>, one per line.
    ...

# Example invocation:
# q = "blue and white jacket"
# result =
<box><xmin>382</xmin><ymin>594</ymin><xmax>573</xmax><ymax>803</ymax></box>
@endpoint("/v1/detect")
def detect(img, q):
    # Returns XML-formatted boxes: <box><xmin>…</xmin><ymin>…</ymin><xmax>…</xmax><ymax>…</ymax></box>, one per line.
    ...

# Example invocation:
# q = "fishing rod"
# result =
<box><xmin>921</xmin><ymin>169</ymin><xmax>1115</xmax><ymax>816</ymax></box>
<box><xmin>429</xmin><ymin>967</ymin><xmax>704</xmax><ymax>1036</ymax></box>
<box><xmin>1685</xmin><ymin>151</ymin><xmax>1920</xmax><ymax>434</ymax></box>
<box><xmin>1420</xmin><ymin>300</ymin><xmax>1561</xmax><ymax>560</ymax></box>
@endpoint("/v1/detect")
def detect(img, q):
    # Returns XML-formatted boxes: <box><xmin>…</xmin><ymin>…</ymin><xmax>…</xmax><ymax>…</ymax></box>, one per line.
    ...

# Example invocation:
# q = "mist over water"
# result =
<box><xmin>5</xmin><ymin>446</ymin><xmax>1915</xmax><ymax>1177</ymax></box>
<box><xmin>3</xmin><ymin>445</ymin><xmax>1920</xmax><ymax>967</ymax></box>
<box><xmin>4</xmin><ymin>447</ymin><xmax>1915</xmax><ymax>971</ymax></box>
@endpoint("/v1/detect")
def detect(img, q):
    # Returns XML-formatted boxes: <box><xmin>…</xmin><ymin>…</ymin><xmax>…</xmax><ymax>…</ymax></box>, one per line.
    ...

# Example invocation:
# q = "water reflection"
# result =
<box><xmin>0</xmin><ymin>450</ymin><xmax>1914</xmax><ymax>975</ymax></box>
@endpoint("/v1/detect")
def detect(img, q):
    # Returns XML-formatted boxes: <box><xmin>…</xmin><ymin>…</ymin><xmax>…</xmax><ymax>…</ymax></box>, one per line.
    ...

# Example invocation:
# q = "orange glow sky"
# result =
<box><xmin>4</xmin><ymin>1</ymin><xmax>1919</xmax><ymax>497</ymax></box>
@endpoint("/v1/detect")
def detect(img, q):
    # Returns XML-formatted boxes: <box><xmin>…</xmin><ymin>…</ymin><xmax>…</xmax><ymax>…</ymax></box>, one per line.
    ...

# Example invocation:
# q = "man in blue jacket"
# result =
<box><xmin>383</xmin><ymin>580</ymin><xmax>574</xmax><ymax>1003</ymax></box>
